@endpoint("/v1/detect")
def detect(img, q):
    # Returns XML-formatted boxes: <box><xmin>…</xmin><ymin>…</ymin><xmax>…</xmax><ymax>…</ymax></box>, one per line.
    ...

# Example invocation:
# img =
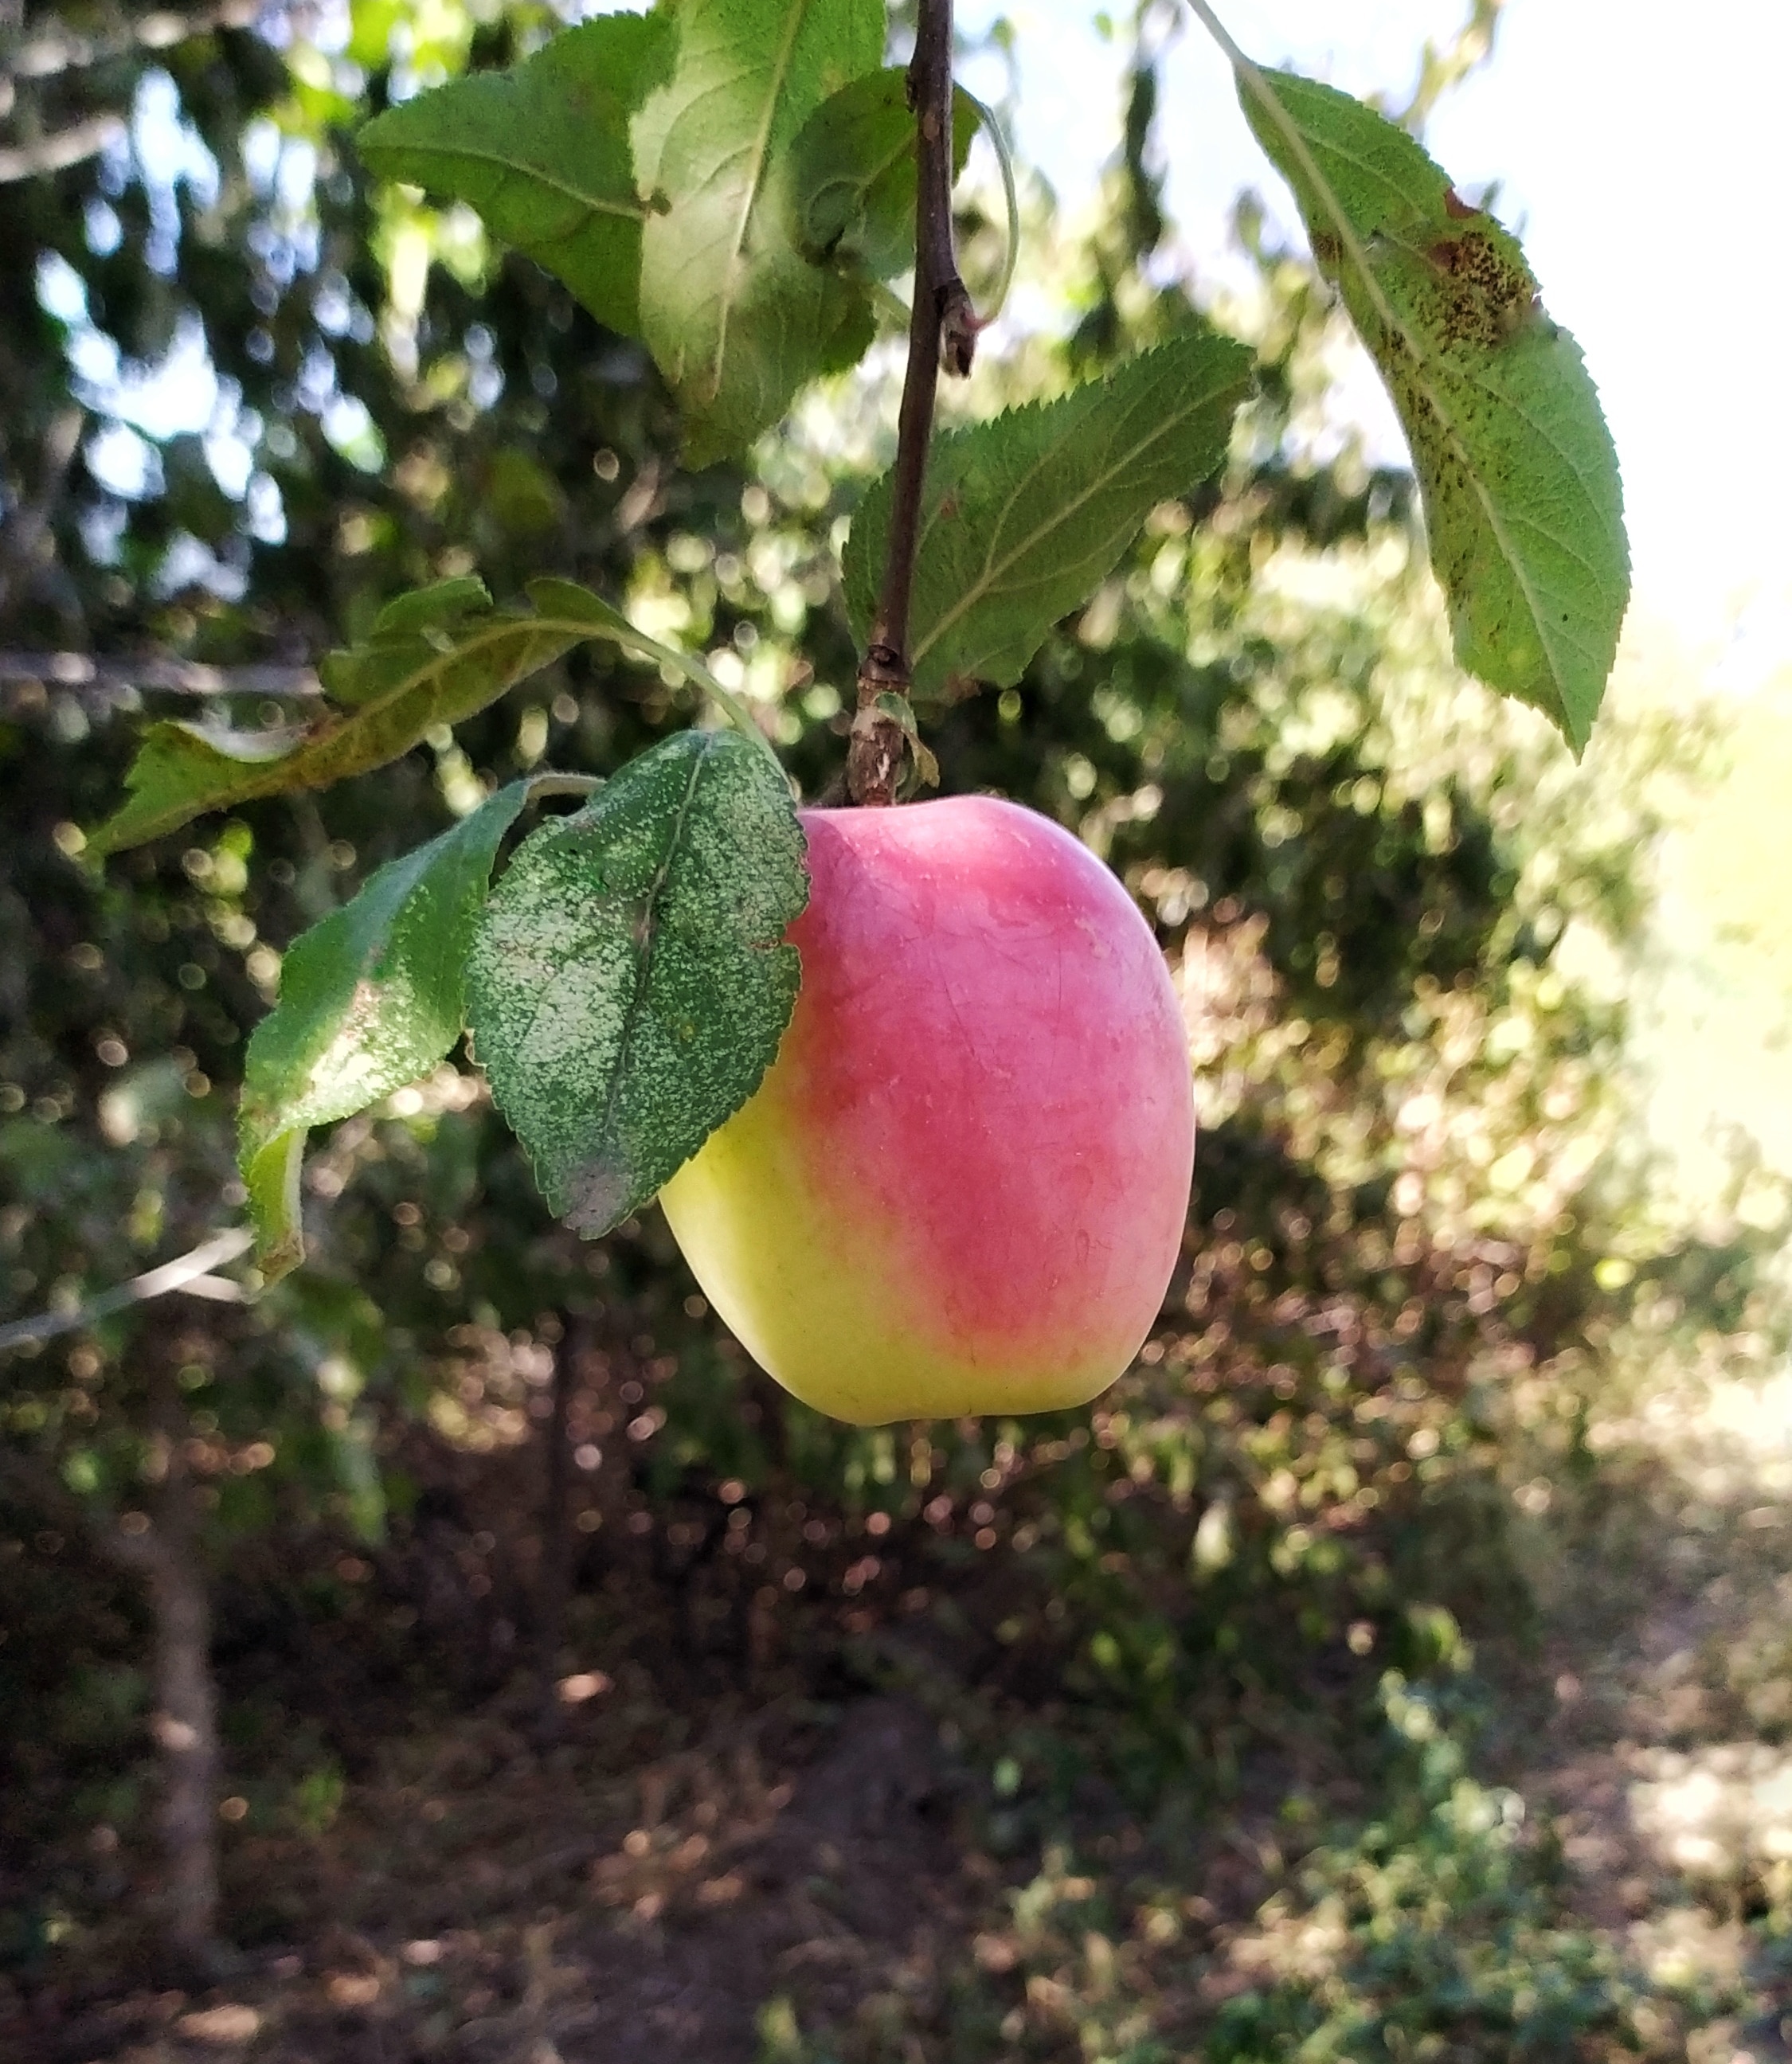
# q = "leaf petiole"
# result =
<box><xmin>524</xmin><ymin>579</ymin><xmax>788</xmax><ymax>781</ymax></box>
<box><xmin>961</xmin><ymin>88</ymin><xmax>1020</xmax><ymax>330</ymax></box>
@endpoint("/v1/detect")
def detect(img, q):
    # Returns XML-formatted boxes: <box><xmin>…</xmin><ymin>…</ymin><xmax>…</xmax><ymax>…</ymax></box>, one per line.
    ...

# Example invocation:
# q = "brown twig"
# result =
<box><xmin>847</xmin><ymin>0</ymin><xmax>974</xmax><ymax>807</ymax></box>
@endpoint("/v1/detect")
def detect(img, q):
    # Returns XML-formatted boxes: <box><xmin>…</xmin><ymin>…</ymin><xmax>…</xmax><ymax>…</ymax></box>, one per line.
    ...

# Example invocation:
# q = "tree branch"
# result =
<box><xmin>143</xmin><ymin>1353</ymin><xmax>222</xmax><ymax>1969</ymax></box>
<box><xmin>0</xmin><ymin>1228</ymin><xmax>255</xmax><ymax>1353</ymax></box>
<box><xmin>0</xmin><ymin>112</ymin><xmax>125</xmax><ymax>183</ymax></box>
<box><xmin>847</xmin><ymin>0</ymin><xmax>973</xmax><ymax>808</ymax></box>
<box><xmin>0</xmin><ymin>650</ymin><xmax>321</xmax><ymax>699</ymax></box>
<box><xmin>0</xmin><ymin>408</ymin><xmax>83</xmax><ymax>617</ymax></box>
<box><xmin>1</xmin><ymin>0</ymin><xmax>264</xmax><ymax>86</ymax></box>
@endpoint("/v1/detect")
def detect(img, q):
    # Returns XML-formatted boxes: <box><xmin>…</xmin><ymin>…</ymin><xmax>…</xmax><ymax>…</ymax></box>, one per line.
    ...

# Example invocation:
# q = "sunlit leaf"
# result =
<box><xmin>1233</xmin><ymin>64</ymin><xmax>1628</xmax><ymax>749</ymax></box>
<box><xmin>788</xmin><ymin>68</ymin><xmax>976</xmax><ymax>282</ymax></box>
<box><xmin>844</xmin><ymin>330</ymin><xmax>1254</xmax><ymax>696</ymax></box>
<box><xmin>632</xmin><ymin>0</ymin><xmax>884</xmax><ymax>465</ymax></box>
<box><xmin>466</xmin><ymin>730</ymin><xmax>806</xmax><ymax>1237</ymax></box>
<box><xmin>239</xmin><ymin>782</ymin><xmax>531</xmax><ymax>1280</ymax></box>
<box><xmin>356</xmin><ymin>12</ymin><xmax>675</xmax><ymax>336</ymax></box>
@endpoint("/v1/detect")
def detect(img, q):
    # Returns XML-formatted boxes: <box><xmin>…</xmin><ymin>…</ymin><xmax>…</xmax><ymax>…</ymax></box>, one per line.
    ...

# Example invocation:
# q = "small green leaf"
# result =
<box><xmin>788</xmin><ymin>69</ymin><xmax>976</xmax><ymax>282</ymax></box>
<box><xmin>239</xmin><ymin>783</ymin><xmax>530</xmax><ymax>1279</ymax></box>
<box><xmin>466</xmin><ymin>730</ymin><xmax>806</xmax><ymax>1236</ymax></box>
<box><xmin>632</xmin><ymin>0</ymin><xmax>884</xmax><ymax>465</ymax></box>
<box><xmin>370</xmin><ymin>574</ymin><xmax>495</xmax><ymax>642</ymax></box>
<box><xmin>1232</xmin><ymin>64</ymin><xmax>1628</xmax><ymax>749</ymax></box>
<box><xmin>356</xmin><ymin>12</ymin><xmax>675</xmax><ymax>337</ymax></box>
<box><xmin>324</xmin><ymin>574</ymin><xmax>497</xmax><ymax>705</ymax></box>
<box><xmin>89</xmin><ymin>588</ymin><xmax>584</xmax><ymax>854</ymax></box>
<box><xmin>845</xmin><ymin>330</ymin><xmax>1254</xmax><ymax>696</ymax></box>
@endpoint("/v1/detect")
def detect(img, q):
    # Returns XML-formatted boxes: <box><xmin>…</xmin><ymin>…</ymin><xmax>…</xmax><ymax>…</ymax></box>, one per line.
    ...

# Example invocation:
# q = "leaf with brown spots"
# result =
<box><xmin>1229</xmin><ymin>61</ymin><xmax>1628</xmax><ymax>751</ymax></box>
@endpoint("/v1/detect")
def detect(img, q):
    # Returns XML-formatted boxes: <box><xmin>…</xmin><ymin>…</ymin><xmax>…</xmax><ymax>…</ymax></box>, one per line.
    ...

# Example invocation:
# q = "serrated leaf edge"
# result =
<box><xmin>909</xmin><ymin>338</ymin><xmax>1253</xmax><ymax>670</ymax></box>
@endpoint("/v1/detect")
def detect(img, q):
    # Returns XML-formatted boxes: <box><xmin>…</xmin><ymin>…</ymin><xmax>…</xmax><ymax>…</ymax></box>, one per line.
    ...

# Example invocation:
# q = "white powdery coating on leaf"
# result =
<box><xmin>465</xmin><ymin>729</ymin><xmax>807</xmax><ymax>1236</ymax></box>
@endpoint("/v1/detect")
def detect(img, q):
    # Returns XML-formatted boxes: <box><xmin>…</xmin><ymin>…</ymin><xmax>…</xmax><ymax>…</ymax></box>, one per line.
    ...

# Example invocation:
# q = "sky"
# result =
<box><xmin>960</xmin><ymin>0</ymin><xmax>1792</xmax><ymax>678</ymax></box>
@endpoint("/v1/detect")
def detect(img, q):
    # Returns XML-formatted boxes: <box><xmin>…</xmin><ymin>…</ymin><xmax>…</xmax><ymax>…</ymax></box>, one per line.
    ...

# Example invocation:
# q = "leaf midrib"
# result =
<box><xmin>363</xmin><ymin>135</ymin><xmax>648</xmax><ymax>225</ymax></box>
<box><xmin>713</xmin><ymin>0</ymin><xmax>820</xmax><ymax>392</ymax></box>
<box><xmin>589</xmin><ymin>736</ymin><xmax>712</xmax><ymax>1194</ymax></box>
<box><xmin>101</xmin><ymin>605</ymin><xmax>770</xmax><ymax>853</ymax></box>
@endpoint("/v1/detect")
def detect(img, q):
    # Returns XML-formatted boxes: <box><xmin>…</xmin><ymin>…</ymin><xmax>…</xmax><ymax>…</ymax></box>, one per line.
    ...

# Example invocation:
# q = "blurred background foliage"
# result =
<box><xmin>3</xmin><ymin>0</ymin><xmax>1791</xmax><ymax>2057</ymax></box>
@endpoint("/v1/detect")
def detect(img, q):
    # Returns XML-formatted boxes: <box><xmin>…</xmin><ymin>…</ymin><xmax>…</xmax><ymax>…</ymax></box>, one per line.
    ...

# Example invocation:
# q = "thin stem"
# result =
<box><xmin>0</xmin><ymin>650</ymin><xmax>321</xmax><ymax>699</ymax></box>
<box><xmin>0</xmin><ymin>1228</ymin><xmax>253</xmax><ymax>1353</ymax></box>
<box><xmin>1</xmin><ymin>0</ymin><xmax>262</xmax><ymax>86</ymax></box>
<box><xmin>589</xmin><ymin>622</ymin><xmax>785</xmax><ymax>780</ymax></box>
<box><xmin>847</xmin><ymin>0</ymin><xmax>972</xmax><ymax>807</ymax></box>
<box><xmin>0</xmin><ymin>114</ymin><xmax>125</xmax><ymax>184</ymax></box>
<box><xmin>962</xmin><ymin>89</ymin><xmax>1020</xmax><ymax>328</ymax></box>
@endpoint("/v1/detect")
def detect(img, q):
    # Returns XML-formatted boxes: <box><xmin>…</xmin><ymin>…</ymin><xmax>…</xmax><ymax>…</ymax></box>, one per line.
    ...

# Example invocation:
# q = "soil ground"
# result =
<box><xmin>6</xmin><ymin>1359</ymin><xmax>1792</xmax><ymax>2064</ymax></box>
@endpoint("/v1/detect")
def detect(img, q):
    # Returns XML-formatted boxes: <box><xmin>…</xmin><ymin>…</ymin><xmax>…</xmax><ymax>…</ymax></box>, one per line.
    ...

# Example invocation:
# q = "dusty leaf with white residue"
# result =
<box><xmin>239</xmin><ymin>783</ymin><xmax>531</xmax><ymax>1280</ymax></box>
<box><xmin>1234</xmin><ymin>65</ymin><xmax>1628</xmax><ymax>749</ymax></box>
<box><xmin>465</xmin><ymin>730</ymin><xmax>806</xmax><ymax>1235</ymax></box>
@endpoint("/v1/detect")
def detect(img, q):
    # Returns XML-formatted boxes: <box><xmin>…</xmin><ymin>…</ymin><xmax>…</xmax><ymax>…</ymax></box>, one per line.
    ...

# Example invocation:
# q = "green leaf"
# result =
<box><xmin>369</xmin><ymin>574</ymin><xmax>494</xmax><ymax>641</ymax></box>
<box><xmin>466</xmin><ymin>729</ymin><xmax>806</xmax><ymax>1236</ymax></box>
<box><xmin>632</xmin><ymin>0</ymin><xmax>884</xmax><ymax>466</ymax></box>
<box><xmin>238</xmin><ymin>783</ymin><xmax>531</xmax><ymax>1280</ymax></box>
<box><xmin>844</xmin><ymin>330</ymin><xmax>1254</xmax><ymax>696</ymax></box>
<box><xmin>1232</xmin><ymin>63</ymin><xmax>1628</xmax><ymax>749</ymax></box>
<box><xmin>788</xmin><ymin>68</ymin><xmax>977</xmax><ymax>282</ymax></box>
<box><xmin>88</xmin><ymin>584</ymin><xmax>584</xmax><ymax>855</ymax></box>
<box><xmin>355</xmin><ymin>12</ymin><xmax>675</xmax><ymax>337</ymax></box>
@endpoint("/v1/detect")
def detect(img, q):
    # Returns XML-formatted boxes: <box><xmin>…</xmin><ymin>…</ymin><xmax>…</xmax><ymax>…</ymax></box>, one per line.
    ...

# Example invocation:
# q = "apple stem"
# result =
<box><xmin>847</xmin><ymin>0</ymin><xmax>974</xmax><ymax>808</ymax></box>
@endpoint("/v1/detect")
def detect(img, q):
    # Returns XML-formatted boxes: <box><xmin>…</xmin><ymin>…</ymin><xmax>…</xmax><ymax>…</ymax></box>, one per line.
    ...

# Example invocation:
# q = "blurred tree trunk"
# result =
<box><xmin>129</xmin><ymin>1360</ymin><xmax>221</xmax><ymax>1971</ymax></box>
<box><xmin>534</xmin><ymin>1318</ymin><xmax>577</xmax><ymax>1740</ymax></box>
<box><xmin>1</xmin><ymin>1354</ymin><xmax>225</xmax><ymax>1969</ymax></box>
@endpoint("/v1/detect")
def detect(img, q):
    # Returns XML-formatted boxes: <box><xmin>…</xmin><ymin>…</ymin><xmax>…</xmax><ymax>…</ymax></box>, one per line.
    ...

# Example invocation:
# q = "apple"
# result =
<box><xmin>658</xmin><ymin>794</ymin><xmax>1195</xmax><ymax>1425</ymax></box>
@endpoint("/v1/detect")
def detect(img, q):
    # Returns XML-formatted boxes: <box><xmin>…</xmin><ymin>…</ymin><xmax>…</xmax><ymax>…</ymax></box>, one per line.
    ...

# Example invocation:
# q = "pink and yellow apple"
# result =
<box><xmin>658</xmin><ymin>795</ymin><xmax>1195</xmax><ymax>1425</ymax></box>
